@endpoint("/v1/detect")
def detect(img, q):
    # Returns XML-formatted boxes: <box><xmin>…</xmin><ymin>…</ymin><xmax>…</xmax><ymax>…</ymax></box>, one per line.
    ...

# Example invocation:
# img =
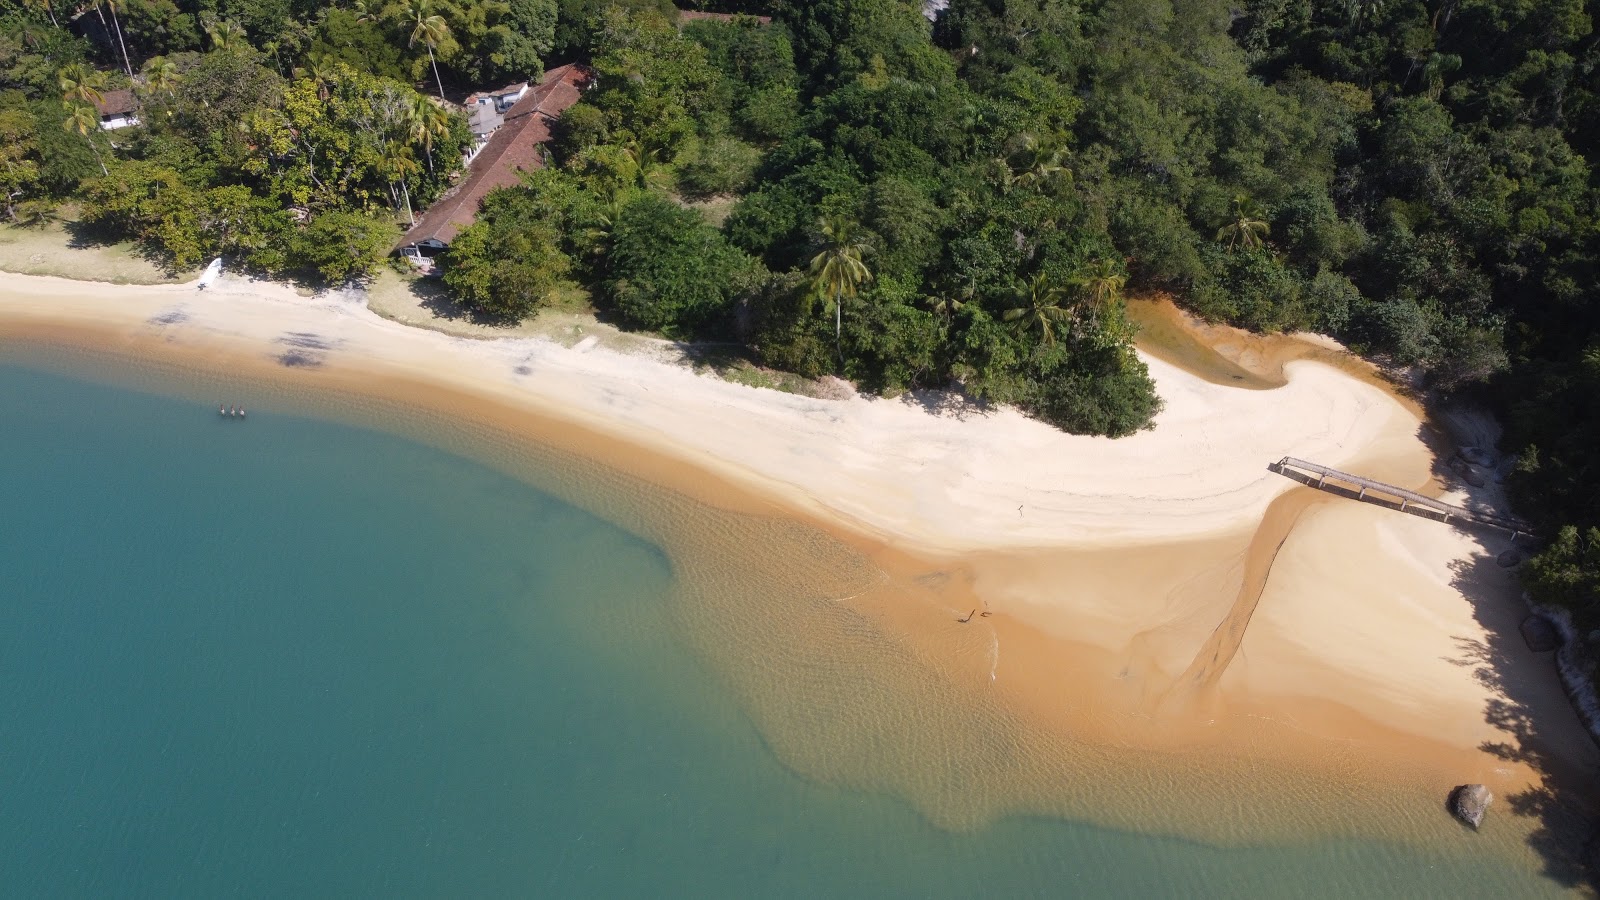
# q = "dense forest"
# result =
<box><xmin>1</xmin><ymin>0</ymin><xmax>1599</xmax><ymax>667</ymax></box>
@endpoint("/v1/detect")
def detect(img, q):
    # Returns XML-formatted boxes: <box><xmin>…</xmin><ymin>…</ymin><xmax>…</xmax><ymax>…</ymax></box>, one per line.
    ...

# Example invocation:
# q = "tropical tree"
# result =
<box><xmin>1011</xmin><ymin>134</ymin><xmax>1069</xmax><ymax>191</ymax></box>
<box><xmin>142</xmin><ymin>57</ymin><xmax>180</xmax><ymax>94</ymax></box>
<box><xmin>59</xmin><ymin>64</ymin><xmax>106</xmax><ymax>107</ymax></box>
<box><xmin>808</xmin><ymin>216</ymin><xmax>873</xmax><ymax>366</ymax></box>
<box><xmin>103</xmin><ymin>0</ymin><xmax>133</xmax><ymax>76</ymax></box>
<box><xmin>1073</xmin><ymin>258</ymin><xmax>1127</xmax><ymax>309</ymax></box>
<box><xmin>924</xmin><ymin>277</ymin><xmax>975</xmax><ymax>322</ymax></box>
<box><xmin>621</xmin><ymin>139</ymin><xmax>668</xmax><ymax>190</ymax></box>
<box><xmin>1002</xmin><ymin>273</ymin><xmax>1073</xmax><ymax>346</ymax></box>
<box><xmin>297</xmin><ymin>55</ymin><xmax>337</xmax><ymax>100</ymax></box>
<box><xmin>62</xmin><ymin>104</ymin><xmax>108</xmax><ymax>175</ymax></box>
<box><xmin>402</xmin><ymin>0</ymin><xmax>451</xmax><ymax>99</ymax></box>
<box><xmin>384</xmin><ymin>144</ymin><xmax>421</xmax><ymax>224</ymax></box>
<box><xmin>407</xmin><ymin>95</ymin><xmax>453</xmax><ymax>172</ymax></box>
<box><xmin>204</xmin><ymin>19</ymin><xmax>248</xmax><ymax>51</ymax></box>
<box><xmin>1216</xmin><ymin>194</ymin><xmax>1270</xmax><ymax>251</ymax></box>
<box><xmin>24</xmin><ymin>0</ymin><xmax>60</xmax><ymax>28</ymax></box>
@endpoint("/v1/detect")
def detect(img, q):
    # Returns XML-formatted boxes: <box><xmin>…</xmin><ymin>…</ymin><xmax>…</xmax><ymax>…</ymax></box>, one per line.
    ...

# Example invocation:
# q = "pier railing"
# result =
<box><xmin>1270</xmin><ymin>456</ymin><xmax>1534</xmax><ymax>540</ymax></box>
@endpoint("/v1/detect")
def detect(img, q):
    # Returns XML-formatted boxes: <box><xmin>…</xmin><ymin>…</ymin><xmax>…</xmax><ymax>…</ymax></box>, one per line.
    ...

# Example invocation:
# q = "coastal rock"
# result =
<box><xmin>1460</xmin><ymin>447</ymin><xmax>1497</xmax><ymax>468</ymax></box>
<box><xmin>1521</xmin><ymin>615</ymin><xmax>1559</xmax><ymax>653</ymax></box>
<box><xmin>1464</xmin><ymin>470</ymin><xmax>1487</xmax><ymax>488</ymax></box>
<box><xmin>1498</xmin><ymin>549</ymin><xmax>1523</xmax><ymax>568</ymax></box>
<box><xmin>1449</xmin><ymin>784</ymin><xmax>1493</xmax><ymax>829</ymax></box>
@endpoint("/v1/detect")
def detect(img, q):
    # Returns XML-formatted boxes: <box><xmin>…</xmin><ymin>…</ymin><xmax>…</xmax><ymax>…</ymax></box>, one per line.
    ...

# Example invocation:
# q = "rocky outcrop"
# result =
<box><xmin>1521</xmin><ymin>614</ymin><xmax>1559</xmax><ymax>652</ymax></box>
<box><xmin>1526</xmin><ymin>600</ymin><xmax>1600</xmax><ymax>752</ymax></box>
<box><xmin>1498</xmin><ymin>549</ymin><xmax>1524</xmax><ymax>568</ymax></box>
<box><xmin>1450</xmin><ymin>784</ymin><xmax>1493</xmax><ymax>829</ymax></box>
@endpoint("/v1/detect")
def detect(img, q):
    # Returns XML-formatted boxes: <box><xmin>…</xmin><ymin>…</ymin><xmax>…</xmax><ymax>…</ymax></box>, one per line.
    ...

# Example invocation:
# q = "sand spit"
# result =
<box><xmin>1</xmin><ymin>271</ymin><xmax>1595</xmax><ymax>866</ymax></box>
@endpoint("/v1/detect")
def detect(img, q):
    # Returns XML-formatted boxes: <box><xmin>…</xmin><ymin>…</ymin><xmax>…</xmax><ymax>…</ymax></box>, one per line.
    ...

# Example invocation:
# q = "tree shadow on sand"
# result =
<box><xmin>1446</xmin><ymin>550</ymin><xmax>1600</xmax><ymax>890</ymax></box>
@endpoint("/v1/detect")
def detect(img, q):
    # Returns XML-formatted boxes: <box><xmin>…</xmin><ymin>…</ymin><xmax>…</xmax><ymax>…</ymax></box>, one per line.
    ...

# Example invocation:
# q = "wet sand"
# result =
<box><xmin>1</xmin><ymin>271</ymin><xmax>1595</xmax><ymax>879</ymax></box>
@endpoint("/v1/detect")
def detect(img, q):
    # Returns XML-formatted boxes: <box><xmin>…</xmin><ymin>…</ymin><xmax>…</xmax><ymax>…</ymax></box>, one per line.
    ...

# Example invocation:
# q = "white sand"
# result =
<box><xmin>0</xmin><ymin>270</ymin><xmax>1589</xmax><ymax>789</ymax></box>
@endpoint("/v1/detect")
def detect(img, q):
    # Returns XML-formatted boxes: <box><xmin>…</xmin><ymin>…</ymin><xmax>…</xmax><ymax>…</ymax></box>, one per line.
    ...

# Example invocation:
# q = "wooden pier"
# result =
<box><xmin>1270</xmin><ymin>456</ymin><xmax>1533</xmax><ymax>540</ymax></box>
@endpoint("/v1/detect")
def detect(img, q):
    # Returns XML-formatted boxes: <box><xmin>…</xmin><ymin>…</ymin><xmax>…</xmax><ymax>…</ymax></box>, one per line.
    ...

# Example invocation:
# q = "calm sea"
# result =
<box><xmin>0</xmin><ymin>362</ymin><xmax>1575</xmax><ymax>897</ymax></box>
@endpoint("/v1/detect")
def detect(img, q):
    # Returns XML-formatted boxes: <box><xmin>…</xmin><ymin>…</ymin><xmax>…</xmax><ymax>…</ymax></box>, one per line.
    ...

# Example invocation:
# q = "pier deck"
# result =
<box><xmin>1270</xmin><ymin>456</ymin><xmax>1533</xmax><ymax>539</ymax></box>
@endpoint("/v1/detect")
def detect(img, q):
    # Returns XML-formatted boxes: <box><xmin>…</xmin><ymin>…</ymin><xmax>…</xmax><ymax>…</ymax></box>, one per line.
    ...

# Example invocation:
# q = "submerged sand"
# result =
<box><xmin>1</xmin><ymin>271</ymin><xmax>1594</xmax><ymax>878</ymax></box>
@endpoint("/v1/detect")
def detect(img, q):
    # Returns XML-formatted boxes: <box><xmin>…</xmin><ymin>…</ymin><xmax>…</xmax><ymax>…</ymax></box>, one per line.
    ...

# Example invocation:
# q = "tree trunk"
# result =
<box><xmin>45</xmin><ymin>0</ymin><xmax>59</xmax><ymax>27</ymax></box>
<box><xmin>834</xmin><ymin>295</ymin><xmax>843</xmax><ymax>369</ymax></box>
<box><xmin>400</xmin><ymin>180</ymin><xmax>414</xmax><ymax>225</ymax></box>
<box><xmin>109</xmin><ymin>4</ymin><xmax>132</xmax><ymax>76</ymax></box>
<box><xmin>427</xmin><ymin>46</ymin><xmax>445</xmax><ymax>100</ymax></box>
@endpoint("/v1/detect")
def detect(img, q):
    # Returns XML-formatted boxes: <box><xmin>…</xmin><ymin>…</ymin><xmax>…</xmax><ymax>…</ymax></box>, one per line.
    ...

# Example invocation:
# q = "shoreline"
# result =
<box><xmin>1</xmin><ymin>270</ymin><xmax>1595</xmax><ymax>870</ymax></box>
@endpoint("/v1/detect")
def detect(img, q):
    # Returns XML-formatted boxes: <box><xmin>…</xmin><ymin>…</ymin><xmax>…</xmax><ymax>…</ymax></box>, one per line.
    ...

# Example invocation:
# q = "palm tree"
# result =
<box><xmin>619</xmin><ymin>139</ymin><xmax>670</xmax><ymax>190</ymax></box>
<box><xmin>1002</xmin><ymin>273</ymin><xmax>1073</xmax><ymax>346</ymax></box>
<box><xmin>408</xmin><ymin>96</ymin><xmax>453</xmax><ymax>172</ymax></box>
<box><xmin>581</xmin><ymin>195</ymin><xmax>627</xmax><ymax>266</ymax></box>
<box><xmin>1345</xmin><ymin>0</ymin><xmax>1384</xmax><ymax>30</ymax></box>
<box><xmin>402</xmin><ymin>0</ymin><xmax>451</xmax><ymax>100</ymax></box>
<box><xmin>352</xmin><ymin>0</ymin><xmax>378</xmax><ymax>24</ymax></box>
<box><xmin>103</xmin><ymin>0</ymin><xmax>133</xmax><ymax>76</ymax></box>
<box><xmin>808</xmin><ymin>217</ymin><xmax>873</xmax><ymax>367</ymax></box>
<box><xmin>63</xmin><ymin>104</ymin><xmax>108</xmax><ymax>175</ymax></box>
<box><xmin>204</xmin><ymin>19</ymin><xmax>247</xmax><ymax>51</ymax></box>
<box><xmin>385</xmin><ymin>145</ymin><xmax>421</xmax><ymax>225</ymax></box>
<box><xmin>59</xmin><ymin>64</ymin><xmax>106</xmax><ymax>107</ymax></box>
<box><xmin>1072</xmin><ymin>257</ymin><xmax>1127</xmax><ymax>309</ymax></box>
<box><xmin>1215</xmin><ymin>194</ymin><xmax>1270</xmax><ymax>251</ymax></box>
<box><xmin>297</xmin><ymin>54</ymin><xmax>337</xmax><ymax>100</ymax></box>
<box><xmin>924</xmin><ymin>277</ymin><xmax>975</xmax><ymax>322</ymax></box>
<box><xmin>1011</xmin><ymin>134</ymin><xmax>1069</xmax><ymax>191</ymax></box>
<box><xmin>24</xmin><ymin>0</ymin><xmax>59</xmax><ymax>28</ymax></box>
<box><xmin>142</xmin><ymin>57</ymin><xmax>180</xmax><ymax>94</ymax></box>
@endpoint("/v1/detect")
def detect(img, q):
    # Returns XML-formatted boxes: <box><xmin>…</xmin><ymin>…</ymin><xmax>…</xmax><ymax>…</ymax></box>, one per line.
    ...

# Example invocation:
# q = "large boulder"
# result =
<box><xmin>1521</xmin><ymin>615</ymin><xmax>1559</xmax><ymax>652</ymax></box>
<box><xmin>1450</xmin><ymin>784</ymin><xmax>1493</xmax><ymax>829</ymax></box>
<box><xmin>1460</xmin><ymin>447</ymin><xmax>1497</xmax><ymax>468</ymax></box>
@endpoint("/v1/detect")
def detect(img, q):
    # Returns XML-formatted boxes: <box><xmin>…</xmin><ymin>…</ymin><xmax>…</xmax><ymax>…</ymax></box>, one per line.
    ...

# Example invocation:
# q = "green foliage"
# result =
<box><xmin>605</xmin><ymin>193</ymin><xmax>751</xmax><ymax>335</ymax></box>
<box><xmin>294</xmin><ymin>208</ymin><xmax>397</xmax><ymax>281</ymax></box>
<box><xmin>1525</xmin><ymin>528</ymin><xmax>1600</xmax><ymax>617</ymax></box>
<box><xmin>585</xmin><ymin>6</ymin><xmax>721</xmax><ymax>157</ymax></box>
<box><xmin>0</xmin><ymin>94</ymin><xmax>42</xmax><ymax>219</ymax></box>
<box><xmin>441</xmin><ymin>178</ymin><xmax>577</xmax><ymax>320</ymax></box>
<box><xmin>676</xmin><ymin>135</ymin><xmax>761</xmax><ymax>198</ymax></box>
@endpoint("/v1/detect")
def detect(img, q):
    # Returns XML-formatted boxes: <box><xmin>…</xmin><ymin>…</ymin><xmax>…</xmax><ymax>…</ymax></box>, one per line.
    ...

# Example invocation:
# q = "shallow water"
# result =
<box><xmin>0</xmin><ymin>362</ymin><xmax>1579</xmax><ymax>897</ymax></box>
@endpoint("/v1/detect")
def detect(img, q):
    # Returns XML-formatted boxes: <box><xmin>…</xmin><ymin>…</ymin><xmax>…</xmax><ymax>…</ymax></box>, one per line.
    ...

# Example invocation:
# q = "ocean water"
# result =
<box><xmin>0</xmin><ymin>362</ymin><xmax>1578</xmax><ymax>898</ymax></box>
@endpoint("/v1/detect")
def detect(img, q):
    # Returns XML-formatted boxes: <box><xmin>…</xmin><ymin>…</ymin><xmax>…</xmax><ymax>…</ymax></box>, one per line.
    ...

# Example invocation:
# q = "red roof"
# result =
<box><xmin>677</xmin><ymin>9</ymin><xmax>773</xmax><ymax>25</ymax></box>
<box><xmin>398</xmin><ymin>64</ymin><xmax>592</xmax><ymax>249</ymax></box>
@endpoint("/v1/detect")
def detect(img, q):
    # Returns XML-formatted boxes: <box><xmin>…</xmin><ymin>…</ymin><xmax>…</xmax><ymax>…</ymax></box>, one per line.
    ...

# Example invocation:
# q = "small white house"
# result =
<box><xmin>464</xmin><ymin>82</ymin><xmax>529</xmax><ymax>114</ymax></box>
<box><xmin>95</xmin><ymin>89</ymin><xmax>140</xmax><ymax>130</ymax></box>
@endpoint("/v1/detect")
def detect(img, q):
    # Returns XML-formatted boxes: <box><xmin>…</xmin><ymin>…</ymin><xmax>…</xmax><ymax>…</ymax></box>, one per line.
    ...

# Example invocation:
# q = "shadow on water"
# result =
<box><xmin>1446</xmin><ymin>550</ymin><xmax>1600</xmax><ymax>891</ymax></box>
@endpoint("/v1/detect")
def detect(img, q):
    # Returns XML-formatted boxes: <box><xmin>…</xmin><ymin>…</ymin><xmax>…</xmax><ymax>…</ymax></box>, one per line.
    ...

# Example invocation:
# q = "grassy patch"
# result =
<box><xmin>690</xmin><ymin>350</ymin><xmax>819</xmax><ymax>396</ymax></box>
<box><xmin>0</xmin><ymin>221</ymin><xmax>188</xmax><ymax>285</ymax></box>
<box><xmin>675</xmin><ymin>194</ymin><xmax>739</xmax><ymax>228</ymax></box>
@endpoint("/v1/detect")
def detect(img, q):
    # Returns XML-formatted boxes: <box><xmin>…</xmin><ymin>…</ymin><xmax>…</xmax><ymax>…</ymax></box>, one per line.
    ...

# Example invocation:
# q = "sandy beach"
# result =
<box><xmin>0</xmin><ymin>269</ymin><xmax>1593</xmax><ymax>856</ymax></box>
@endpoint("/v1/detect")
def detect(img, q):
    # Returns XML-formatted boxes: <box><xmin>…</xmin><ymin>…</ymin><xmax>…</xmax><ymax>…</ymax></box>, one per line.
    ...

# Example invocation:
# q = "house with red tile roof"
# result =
<box><xmin>396</xmin><ymin>64</ymin><xmax>593</xmax><ymax>265</ymax></box>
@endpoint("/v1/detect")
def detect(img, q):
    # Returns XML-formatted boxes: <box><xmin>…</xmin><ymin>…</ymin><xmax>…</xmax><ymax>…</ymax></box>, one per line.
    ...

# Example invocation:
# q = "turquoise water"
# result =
<box><xmin>0</xmin><ymin>362</ymin><xmax>1575</xmax><ymax>897</ymax></box>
